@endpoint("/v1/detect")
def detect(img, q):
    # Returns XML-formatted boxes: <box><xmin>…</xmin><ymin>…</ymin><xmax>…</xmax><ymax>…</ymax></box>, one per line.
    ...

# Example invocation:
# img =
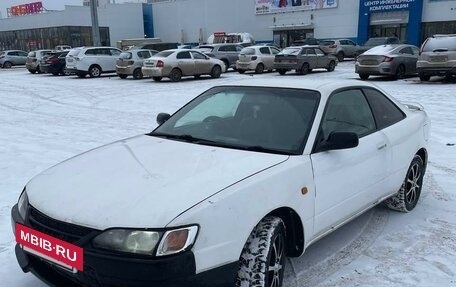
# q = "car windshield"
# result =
<box><xmin>240</xmin><ymin>48</ymin><xmax>255</xmax><ymax>55</ymax></box>
<box><xmin>120</xmin><ymin>52</ymin><xmax>132</xmax><ymax>59</ymax></box>
<box><xmin>364</xmin><ymin>38</ymin><xmax>388</xmax><ymax>46</ymax></box>
<box><xmin>151</xmin><ymin>86</ymin><xmax>320</xmax><ymax>155</ymax></box>
<box><xmin>154</xmin><ymin>51</ymin><xmax>174</xmax><ymax>58</ymax></box>
<box><xmin>423</xmin><ymin>37</ymin><xmax>456</xmax><ymax>52</ymax></box>
<box><xmin>68</xmin><ymin>49</ymin><xmax>82</xmax><ymax>57</ymax></box>
<box><xmin>279</xmin><ymin>47</ymin><xmax>301</xmax><ymax>55</ymax></box>
<box><xmin>364</xmin><ymin>45</ymin><xmax>396</xmax><ymax>55</ymax></box>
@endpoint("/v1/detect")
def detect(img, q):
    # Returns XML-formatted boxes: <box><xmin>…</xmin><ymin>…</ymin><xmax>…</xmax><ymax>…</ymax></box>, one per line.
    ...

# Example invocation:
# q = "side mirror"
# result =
<box><xmin>317</xmin><ymin>132</ymin><xmax>359</xmax><ymax>152</ymax></box>
<box><xmin>156</xmin><ymin>113</ymin><xmax>171</xmax><ymax>125</ymax></box>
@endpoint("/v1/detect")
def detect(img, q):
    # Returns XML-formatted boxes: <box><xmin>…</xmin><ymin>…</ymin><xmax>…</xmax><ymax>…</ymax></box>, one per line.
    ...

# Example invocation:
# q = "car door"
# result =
<box><xmin>310</xmin><ymin>88</ymin><xmax>390</xmax><ymax>236</ymax></box>
<box><xmin>303</xmin><ymin>48</ymin><xmax>317</xmax><ymax>69</ymax></box>
<box><xmin>191</xmin><ymin>51</ymin><xmax>211</xmax><ymax>74</ymax></box>
<box><xmin>398</xmin><ymin>46</ymin><xmax>415</xmax><ymax>75</ymax></box>
<box><xmin>109</xmin><ymin>49</ymin><xmax>121</xmax><ymax>71</ymax></box>
<box><xmin>176</xmin><ymin>51</ymin><xmax>195</xmax><ymax>76</ymax></box>
<box><xmin>7</xmin><ymin>51</ymin><xmax>18</xmax><ymax>65</ymax></box>
<box><xmin>257</xmin><ymin>47</ymin><xmax>272</xmax><ymax>69</ymax></box>
<box><xmin>315</xmin><ymin>48</ymin><xmax>329</xmax><ymax>68</ymax></box>
<box><xmin>18</xmin><ymin>51</ymin><xmax>28</xmax><ymax>65</ymax></box>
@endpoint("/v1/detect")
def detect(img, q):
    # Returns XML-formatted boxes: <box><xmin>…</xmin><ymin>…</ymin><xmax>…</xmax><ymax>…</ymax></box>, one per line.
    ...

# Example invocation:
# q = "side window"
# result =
<box><xmin>271</xmin><ymin>47</ymin><xmax>281</xmax><ymax>55</ymax></box>
<box><xmin>226</xmin><ymin>45</ymin><xmax>237</xmax><ymax>52</ymax></box>
<box><xmin>176</xmin><ymin>51</ymin><xmax>191</xmax><ymax>59</ymax></box>
<box><xmin>340</xmin><ymin>40</ymin><xmax>348</xmax><ymax>45</ymax></box>
<box><xmin>191</xmin><ymin>51</ymin><xmax>206</xmax><ymax>59</ymax></box>
<box><xmin>306</xmin><ymin>48</ymin><xmax>316</xmax><ymax>55</ymax></box>
<box><xmin>20</xmin><ymin>52</ymin><xmax>28</xmax><ymax>57</ymax></box>
<box><xmin>85</xmin><ymin>49</ymin><xmax>96</xmax><ymax>55</ymax></box>
<box><xmin>110</xmin><ymin>49</ymin><xmax>121</xmax><ymax>56</ymax></box>
<box><xmin>399</xmin><ymin>47</ymin><xmax>413</xmax><ymax>55</ymax></box>
<box><xmin>348</xmin><ymin>40</ymin><xmax>356</xmax><ymax>46</ymax></box>
<box><xmin>9</xmin><ymin>51</ymin><xmax>18</xmax><ymax>56</ymax></box>
<box><xmin>218</xmin><ymin>46</ymin><xmax>227</xmax><ymax>52</ymax></box>
<box><xmin>363</xmin><ymin>88</ymin><xmax>405</xmax><ymax>129</ymax></box>
<box><xmin>137</xmin><ymin>51</ymin><xmax>151</xmax><ymax>59</ymax></box>
<box><xmin>411</xmin><ymin>46</ymin><xmax>420</xmax><ymax>56</ymax></box>
<box><xmin>259</xmin><ymin>47</ymin><xmax>270</xmax><ymax>54</ymax></box>
<box><xmin>321</xmin><ymin>89</ymin><xmax>376</xmax><ymax>138</ymax></box>
<box><xmin>315</xmin><ymin>48</ymin><xmax>325</xmax><ymax>56</ymax></box>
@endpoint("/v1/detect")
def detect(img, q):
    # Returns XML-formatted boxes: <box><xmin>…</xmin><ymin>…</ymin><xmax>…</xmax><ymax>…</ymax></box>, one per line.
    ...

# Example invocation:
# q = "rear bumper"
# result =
<box><xmin>116</xmin><ymin>66</ymin><xmax>135</xmax><ymax>75</ymax></box>
<box><xmin>273</xmin><ymin>63</ymin><xmax>297</xmax><ymax>70</ymax></box>
<box><xmin>417</xmin><ymin>66</ymin><xmax>456</xmax><ymax>76</ymax></box>
<box><xmin>11</xmin><ymin>204</ymin><xmax>237</xmax><ymax>287</ymax></box>
<box><xmin>355</xmin><ymin>64</ymin><xmax>394</xmax><ymax>75</ymax></box>
<box><xmin>142</xmin><ymin>67</ymin><xmax>164</xmax><ymax>77</ymax></box>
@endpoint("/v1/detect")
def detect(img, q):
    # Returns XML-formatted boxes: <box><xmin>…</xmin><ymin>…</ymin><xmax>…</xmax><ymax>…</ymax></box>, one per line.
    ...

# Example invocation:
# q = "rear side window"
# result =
<box><xmin>321</xmin><ymin>40</ymin><xmax>335</xmax><ymax>46</ymax></box>
<box><xmin>176</xmin><ymin>51</ymin><xmax>191</xmax><ymax>59</ymax></box>
<box><xmin>259</xmin><ymin>47</ymin><xmax>270</xmax><ymax>54</ymax></box>
<box><xmin>422</xmin><ymin>37</ymin><xmax>456</xmax><ymax>52</ymax></box>
<box><xmin>363</xmin><ymin>88</ymin><xmax>405</xmax><ymax>129</ymax></box>
<box><xmin>137</xmin><ymin>51</ymin><xmax>151</xmax><ymax>59</ymax></box>
<box><xmin>9</xmin><ymin>51</ymin><xmax>18</xmax><ymax>56</ymax></box>
<box><xmin>399</xmin><ymin>47</ymin><xmax>413</xmax><ymax>55</ymax></box>
<box><xmin>68</xmin><ymin>49</ymin><xmax>82</xmax><ymax>57</ymax></box>
<box><xmin>240</xmin><ymin>48</ymin><xmax>255</xmax><ymax>55</ymax></box>
<box><xmin>85</xmin><ymin>49</ymin><xmax>97</xmax><ymax>55</ymax></box>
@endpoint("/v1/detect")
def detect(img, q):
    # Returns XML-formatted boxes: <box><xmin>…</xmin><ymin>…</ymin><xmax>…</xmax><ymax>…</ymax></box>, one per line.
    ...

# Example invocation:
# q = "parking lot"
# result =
<box><xmin>1</xmin><ymin>62</ymin><xmax>455</xmax><ymax>287</ymax></box>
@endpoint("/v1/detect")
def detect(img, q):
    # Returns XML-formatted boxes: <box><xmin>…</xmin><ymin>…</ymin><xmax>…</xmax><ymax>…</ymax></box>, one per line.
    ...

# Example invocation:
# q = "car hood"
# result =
<box><xmin>27</xmin><ymin>135</ymin><xmax>288</xmax><ymax>230</ymax></box>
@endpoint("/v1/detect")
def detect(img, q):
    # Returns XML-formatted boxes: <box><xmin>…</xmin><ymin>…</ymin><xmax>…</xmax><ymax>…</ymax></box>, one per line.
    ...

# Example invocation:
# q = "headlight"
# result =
<box><xmin>17</xmin><ymin>189</ymin><xmax>28</xmax><ymax>219</ymax></box>
<box><xmin>156</xmin><ymin>226</ymin><xmax>198</xmax><ymax>256</ymax></box>
<box><xmin>93</xmin><ymin>229</ymin><xmax>162</xmax><ymax>255</ymax></box>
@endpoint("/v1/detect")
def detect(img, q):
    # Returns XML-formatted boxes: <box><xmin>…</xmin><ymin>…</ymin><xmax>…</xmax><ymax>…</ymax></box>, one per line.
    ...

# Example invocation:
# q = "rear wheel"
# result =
<box><xmin>89</xmin><ymin>65</ymin><xmax>101</xmax><ymax>78</ymax></box>
<box><xmin>255</xmin><ymin>63</ymin><xmax>264</xmax><ymax>74</ymax></box>
<box><xmin>210</xmin><ymin>65</ymin><xmax>222</xmax><ymax>78</ymax></box>
<box><xmin>419</xmin><ymin>73</ymin><xmax>430</xmax><ymax>81</ymax></box>
<box><xmin>394</xmin><ymin>64</ymin><xmax>405</xmax><ymax>80</ymax></box>
<box><xmin>384</xmin><ymin>155</ymin><xmax>424</xmax><ymax>212</ymax></box>
<box><xmin>236</xmin><ymin>217</ymin><xmax>286</xmax><ymax>287</ymax></box>
<box><xmin>337</xmin><ymin>51</ymin><xmax>345</xmax><ymax>62</ymax></box>
<box><xmin>238</xmin><ymin>70</ymin><xmax>245</xmax><ymax>74</ymax></box>
<box><xmin>3</xmin><ymin>61</ymin><xmax>12</xmax><ymax>68</ymax></box>
<box><xmin>133</xmin><ymin>68</ymin><xmax>143</xmax><ymax>80</ymax></box>
<box><xmin>169</xmin><ymin>68</ymin><xmax>182</xmax><ymax>82</ymax></box>
<box><xmin>359</xmin><ymin>73</ymin><xmax>369</xmax><ymax>80</ymax></box>
<box><xmin>63</xmin><ymin>68</ymin><xmax>72</xmax><ymax>76</ymax></box>
<box><xmin>299</xmin><ymin>63</ymin><xmax>309</xmax><ymax>75</ymax></box>
<box><xmin>277</xmin><ymin>69</ymin><xmax>286</xmax><ymax>75</ymax></box>
<box><xmin>327</xmin><ymin>61</ymin><xmax>336</xmax><ymax>72</ymax></box>
<box><xmin>51</xmin><ymin>72</ymin><xmax>59</xmax><ymax>76</ymax></box>
<box><xmin>28</xmin><ymin>69</ymin><xmax>36</xmax><ymax>74</ymax></box>
<box><xmin>76</xmin><ymin>72</ymin><xmax>87</xmax><ymax>78</ymax></box>
<box><xmin>118</xmin><ymin>74</ymin><xmax>128</xmax><ymax>79</ymax></box>
<box><xmin>152</xmin><ymin>76</ymin><xmax>162</xmax><ymax>82</ymax></box>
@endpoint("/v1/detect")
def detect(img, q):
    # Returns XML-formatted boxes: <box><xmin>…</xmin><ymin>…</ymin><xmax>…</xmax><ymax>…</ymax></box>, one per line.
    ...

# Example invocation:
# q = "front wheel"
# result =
<box><xmin>359</xmin><ymin>73</ymin><xmax>369</xmax><ymax>80</ymax></box>
<box><xmin>384</xmin><ymin>155</ymin><xmax>424</xmax><ymax>212</ymax></box>
<box><xmin>3</xmin><ymin>61</ymin><xmax>12</xmax><ymax>68</ymax></box>
<box><xmin>327</xmin><ymin>61</ymin><xmax>336</xmax><ymax>72</ymax></box>
<box><xmin>236</xmin><ymin>217</ymin><xmax>286</xmax><ymax>287</ymax></box>
<box><xmin>210</xmin><ymin>65</ymin><xmax>222</xmax><ymax>78</ymax></box>
<box><xmin>299</xmin><ymin>63</ymin><xmax>309</xmax><ymax>75</ymax></box>
<box><xmin>337</xmin><ymin>51</ymin><xmax>345</xmax><ymax>62</ymax></box>
<box><xmin>277</xmin><ymin>69</ymin><xmax>287</xmax><ymax>75</ymax></box>
<box><xmin>169</xmin><ymin>68</ymin><xmax>182</xmax><ymax>82</ymax></box>
<box><xmin>28</xmin><ymin>69</ymin><xmax>37</xmax><ymax>74</ymax></box>
<box><xmin>89</xmin><ymin>65</ymin><xmax>101</xmax><ymax>78</ymax></box>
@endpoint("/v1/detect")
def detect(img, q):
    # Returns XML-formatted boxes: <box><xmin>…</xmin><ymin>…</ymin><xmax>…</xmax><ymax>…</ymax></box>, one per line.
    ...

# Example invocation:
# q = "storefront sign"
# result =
<box><xmin>255</xmin><ymin>0</ymin><xmax>338</xmax><ymax>15</ymax></box>
<box><xmin>363</xmin><ymin>0</ymin><xmax>416</xmax><ymax>12</ymax></box>
<box><xmin>9</xmin><ymin>1</ymin><xmax>43</xmax><ymax>17</ymax></box>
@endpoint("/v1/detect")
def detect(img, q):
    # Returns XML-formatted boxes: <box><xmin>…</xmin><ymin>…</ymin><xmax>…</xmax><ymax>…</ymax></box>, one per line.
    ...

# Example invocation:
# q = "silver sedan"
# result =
<box><xmin>355</xmin><ymin>44</ymin><xmax>420</xmax><ymax>80</ymax></box>
<box><xmin>142</xmin><ymin>49</ymin><xmax>225</xmax><ymax>82</ymax></box>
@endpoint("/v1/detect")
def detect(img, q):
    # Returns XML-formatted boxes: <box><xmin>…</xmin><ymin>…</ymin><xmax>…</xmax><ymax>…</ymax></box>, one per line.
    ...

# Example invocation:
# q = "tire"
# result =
<box><xmin>194</xmin><ymin>74</ymin><xmax>201</xmax><ymax>79</ymax></box>
<box><xmin>36</xmin><ymin>65</ymin><xmax>42</xmax><ymax>74</ymax></box>
<box><xmin>255</xmin><ymin>63</ymin><xmax>264</xmax><ymax>74</ymax></box>
<box><xmin>28</xmin><ymin>69</ymin><xmax>37</xmax><ymax>74</ymax></box>
<box><xmin>238</xmin><ymin>70</ymin><xmax>246</xmax><ymax>74</ymax></box>
<box><xmin>327</xmin><ymin>61</ymin><xmax>336</xmax><ymax>72</ymax></box>
<box><xmin>419</xmin><ymin>74</ymin><xmax>430</xmax><ymax>81</ymax></box>
<box><xmin>169</xmin><ymin>68</ymin><xmax>182</xmax><ymax>82</ymax></box>
<box><xmin>76</xmin><ymin>72</ymin><xmax>87</xmax><ymax>78</ymax></box>
<box><xmin>222</xmin><ymin>60</ymin><xmax>229</xmax><ymax>71</ymax></box>
<box><xmin>394</xmin><ymin>65</ymin><xmax>405</xmax><ymax>80</ymax></box>
<box><xmin>299</xmin><ymin>63</ymin><xmax>309</xmax><ymax>75</ymax></box>
<box><xmin>52</xmin><ymin>72</ymin><xmax>59</xmax><ymax>76</ymax></box>
<box><xmin>118</xmin><ymin>74</ymin><xmax>128</xmax><ymax>79</ymax></box>
<box><xmin>63</xmin><ymin>69</ymin><xmax>72</xmax><ymax>76</ymax></box>
<box><xmin>3</xmin><ymin>61</ymin><xmax>12</xmax><ymax>68</ymax></box>
<box><xmin>89</xmin><ymin>65</ymin><xmax>101</xmax><ymax>78</ymax></box>
<box><xmin>359</xmin><ymin>73</ymin><xmax>369</xmax><ymax>80</ymax></box>
<box><xmin>210</xmin><ymin>65</ymin><xmax>222</xmax><ymax>78</ymax></box>
<box><xmin>384</xmin><ymin>155</ymin><xmax>424</xmax><ymax>212</ymax></box>
<box><xmin>337</xmin><ymin>51</ymin><xmax>345</xmax><ymax>62</ymax></box>
<box><xmin>152</xmin><ymin>76</ymin><xmax>162</xmax><ymax>82</ymax></box>
<box><xmin>277</xmin><ymin>69</ymin><xmax>286</xmax><ymax>75</ymax></box>
<box><xmin>236</xmin><ymin>217</ymin><xmax>286</xmax><ymax>287</ymax></box>
<box><xmin>133</xmin><ymin>68</ymin><xmax>143</xmax><ymax>80</ymax></box>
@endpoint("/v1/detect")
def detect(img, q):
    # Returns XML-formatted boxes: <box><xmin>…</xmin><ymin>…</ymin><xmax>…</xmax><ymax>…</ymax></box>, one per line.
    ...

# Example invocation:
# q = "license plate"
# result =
<box><xmin>362</xmin><ymin>60</ymin><xmax>378</xmax><ymax>65</ymax></box>
<box><xmin>430</xmin><ymin>56</ymin><xmax>447</xmax><ymax>62</ymax></box>
<box><xmin>15</xmin><ymin>223</ymin><xmax>84</xmax><ymax>272</ymax></box>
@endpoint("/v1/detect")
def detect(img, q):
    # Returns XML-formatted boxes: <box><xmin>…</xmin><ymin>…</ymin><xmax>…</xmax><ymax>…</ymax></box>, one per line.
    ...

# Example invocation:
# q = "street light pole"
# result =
<box><xmin>90</xmin><ymin>0</ymin><xmax>101</xmax><ymax>46</ymax></box>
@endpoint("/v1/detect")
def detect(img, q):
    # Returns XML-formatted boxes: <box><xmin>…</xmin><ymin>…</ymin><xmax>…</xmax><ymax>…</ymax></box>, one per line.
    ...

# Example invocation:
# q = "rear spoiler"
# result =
<box><xmin>402</xmin><ymin>102</ymin><xmax>424</xmax><ymax>111</ymax></box>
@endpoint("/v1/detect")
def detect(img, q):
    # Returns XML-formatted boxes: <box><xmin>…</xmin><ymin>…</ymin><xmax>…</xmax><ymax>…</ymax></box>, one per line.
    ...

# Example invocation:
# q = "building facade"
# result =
<box><xmin>0</xmin><ymin>3</ymin><xmax>153</xmax><ymax>50</ymax></box>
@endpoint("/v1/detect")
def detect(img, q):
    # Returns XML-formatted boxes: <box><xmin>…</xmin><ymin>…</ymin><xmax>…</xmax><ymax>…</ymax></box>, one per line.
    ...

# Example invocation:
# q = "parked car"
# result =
<box><xmin>133</xmin><ymin>42</ymin><xmax>179</xmax><ymax>52</ymax></box>
<box><xmin>11</xmin><ymin>78</ymin><xmax>429</xmax><ymax>287</ymax></box>
<box><xmin>0</xmin><ymin>50</ymin><xmax>28</xmax><ymax>68</ymax></box>
<box><xmin>236</xmin><ymin>45</ymin><xmax>281</xmax><ymax>74</ymax></box>
<box><xmin>196</xmin><ymin>43</ymin><xmax>244</xmax><ymax>70</ymax></box>
<box><xmin>142</xmin><ymin>49</ymin><xmax>225</xmax><ymax>82</ymax></box>
<box><xmin>40</xmin><ymin>51</ymin><xmax>71</xmax><ymax>76</ymax></box>
<box><xmin>55</xmin><ymin>45</ymin><xmax>72</xmax><ymax>51</ymax></box>
<box><xmin>65</xmin><ymin>47</ymin><xmax>122</xmax><ymax>78</ymax></box>
<box><xmin>355</xmin><ymin>44</ymin><xmax>420</xmax><ymax>80</ymax></box>
<box><xmin>319</xmin><ymin>39</ymin><xmax>359</xmax><ymax>61</ymax></box>
<box><xmin>356</xmin><ymin>37</ymin><xmax>400</xmax><ymax>56</ymax></box>
<box><xmin>26</xmin><ymin>50</ymin><xmax>53</xmax><ymax>74</ymax></box>
<box><xmin>116</xmin><ymin>49</ymin><xmax>158</xmax><ymax>79</ymax></box>
<box><xmin>417</xmin><ymin>34</ymin><xmax>456</xmax><ymax>81</ymax></box>
<box><xmin>273</xmin><ymin>45</ymin><xmax>337</xmax><ymax>75</ymax></box>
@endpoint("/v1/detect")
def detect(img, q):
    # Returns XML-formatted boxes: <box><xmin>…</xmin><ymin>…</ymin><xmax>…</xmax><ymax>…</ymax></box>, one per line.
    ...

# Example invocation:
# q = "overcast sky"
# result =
<box><xmin>0</xmin><ymin>0</ymin><xmax>132</xmax><ymax>18</ymax></box>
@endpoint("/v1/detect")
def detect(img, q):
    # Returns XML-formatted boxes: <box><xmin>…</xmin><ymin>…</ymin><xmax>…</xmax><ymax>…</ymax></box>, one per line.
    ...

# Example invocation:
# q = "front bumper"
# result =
<box><xmin>11</xmin><ymin>204</ymin><xmax>237</xmax><ymax>287</ymax></box>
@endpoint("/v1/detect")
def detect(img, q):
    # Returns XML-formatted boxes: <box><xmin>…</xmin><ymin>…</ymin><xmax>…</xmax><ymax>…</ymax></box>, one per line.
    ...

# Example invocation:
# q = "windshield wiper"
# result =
<box><xmin>243</xmin><ymin>145</ymin><xmax>294</xmax><ymax>155</ymax></box>
<box><xmin>148</xmin><ymin>132</ymin><xmax>217</xmax><ymax>144</ymax></box>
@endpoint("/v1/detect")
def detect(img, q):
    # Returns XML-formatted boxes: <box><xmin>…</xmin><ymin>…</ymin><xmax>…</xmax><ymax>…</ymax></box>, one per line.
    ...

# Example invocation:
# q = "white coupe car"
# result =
<box><xmin>12</xmin><ymin>79</ymin><xmax>429</xmax><ymax>287</ymax></box>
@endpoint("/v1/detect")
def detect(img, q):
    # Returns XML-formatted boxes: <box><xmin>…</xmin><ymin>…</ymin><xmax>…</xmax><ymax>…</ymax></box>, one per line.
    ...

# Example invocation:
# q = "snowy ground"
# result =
<box><xmin>0</xmin><ymin>62</ymin><xmax>455</xmax><ymax>286</ymax></box>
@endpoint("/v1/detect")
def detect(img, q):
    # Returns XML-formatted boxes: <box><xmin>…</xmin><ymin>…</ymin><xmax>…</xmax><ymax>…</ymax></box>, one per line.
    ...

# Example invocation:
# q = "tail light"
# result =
<box><xmin>0</xmin><ymin>55</ymin><xmax>4</xmax><ymax>59</ymax></box>
<box><xmin>127</xmin><ymin>60</ymin><xmax>134</xmax><ymax>65</ymax></box>
<box><xmin>156</xmin><ymin>60</ymin><xmax>164</xmax><ymax>68</ymax></box>
<box><xmin>383</xmin><ymin>56</ymin><xmax>393</xmax><ymax>62</ymax></box>
<box><xmin>329</xmin><ymin>45</ymin><xmax>337</xmax><ymax>49</ymax></box>
<box><xmin>251</xmin><ymin>56</ymin><xmax>258</xmax><ymax>60</ymax></box>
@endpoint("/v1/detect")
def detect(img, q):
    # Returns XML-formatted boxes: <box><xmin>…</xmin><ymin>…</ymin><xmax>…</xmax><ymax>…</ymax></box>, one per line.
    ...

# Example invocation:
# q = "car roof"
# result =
<box><xmin>285</xmin><ymin>45</ymin><xmax>321</xmax><ymax>48</ymax></box>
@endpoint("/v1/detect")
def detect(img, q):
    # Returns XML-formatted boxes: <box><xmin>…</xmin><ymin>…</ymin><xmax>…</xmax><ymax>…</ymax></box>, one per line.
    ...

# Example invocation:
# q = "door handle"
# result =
<box><xmin>377</xmin><ymin>143</ymin><xmax>387</xmax><ymax>150</ymax></box>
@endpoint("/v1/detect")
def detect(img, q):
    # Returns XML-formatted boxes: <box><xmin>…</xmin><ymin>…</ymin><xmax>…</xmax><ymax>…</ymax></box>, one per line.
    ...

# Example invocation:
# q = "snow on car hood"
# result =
<box><xmin>26</xmin><ymin>135</ymin><xmax>288</xmax><ymax>230</ymax></box>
